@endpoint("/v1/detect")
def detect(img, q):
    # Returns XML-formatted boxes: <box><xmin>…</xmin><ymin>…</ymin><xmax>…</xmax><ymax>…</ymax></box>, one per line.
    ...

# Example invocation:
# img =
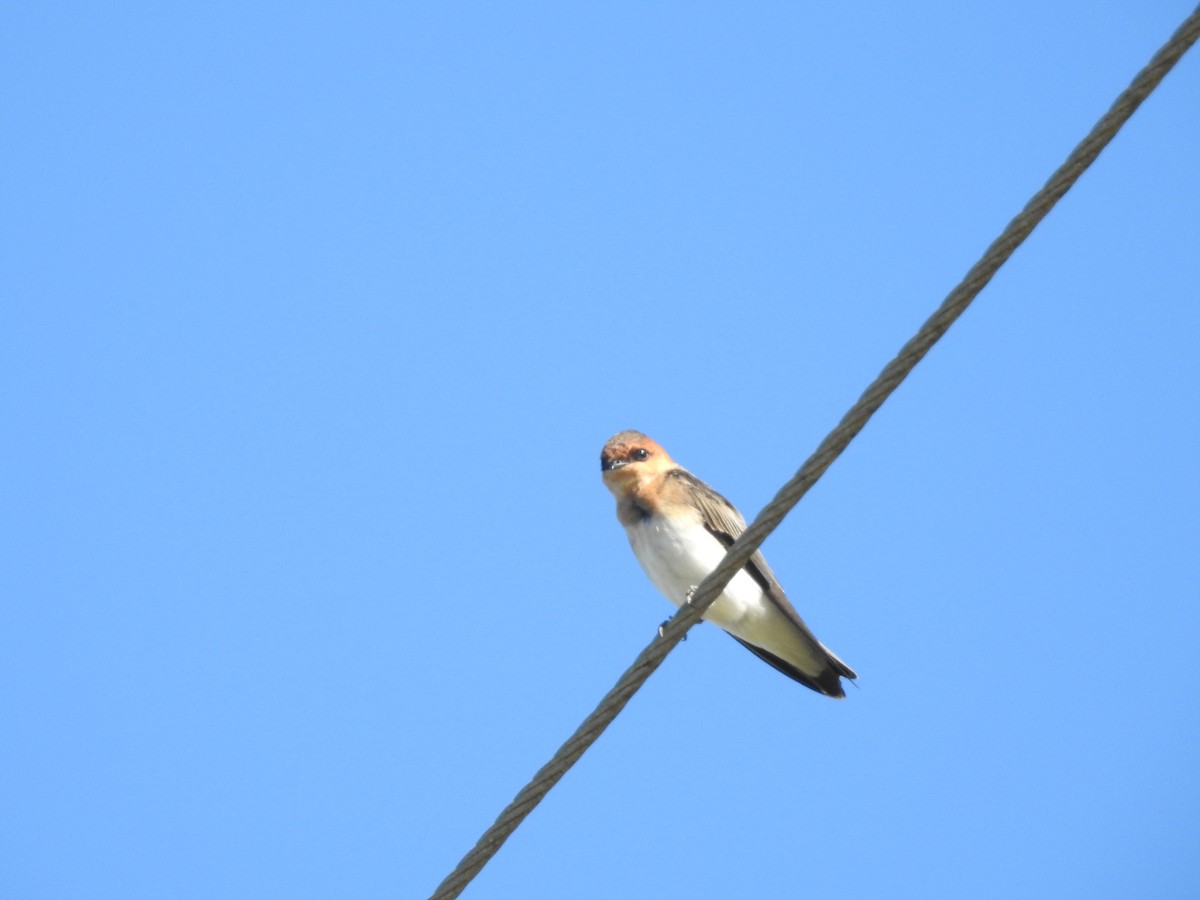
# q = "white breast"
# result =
<box><xmin>625</xmin><ymin>514</ymin><xmax>768</xmax><ymax>632</ymax></box>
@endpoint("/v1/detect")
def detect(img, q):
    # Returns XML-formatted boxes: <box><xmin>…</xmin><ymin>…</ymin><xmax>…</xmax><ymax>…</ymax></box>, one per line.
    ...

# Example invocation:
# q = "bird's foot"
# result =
<box><xmin>658</xmin><ymin>619</ymin><xmax>687</xmax><ymax>641</ymax></box>
<box><xmin>658</xmin><ymin>587</ymin><xmax>703</xmax><ymax>639</ymax></box>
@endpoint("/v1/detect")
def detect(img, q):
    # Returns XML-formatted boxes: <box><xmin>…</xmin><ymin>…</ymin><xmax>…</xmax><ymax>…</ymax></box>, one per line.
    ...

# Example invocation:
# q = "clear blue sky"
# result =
<box><xmin>3</xmin><ymin>4</ymin><xmax>1198</xmax><ymax>898</ymax></box>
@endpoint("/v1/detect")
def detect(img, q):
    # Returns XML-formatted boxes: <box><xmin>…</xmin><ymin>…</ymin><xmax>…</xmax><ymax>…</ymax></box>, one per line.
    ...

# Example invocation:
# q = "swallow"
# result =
<box><xmin>600</xmin><ymin>430</ymin><xmax>856</xmax><ymax>698</ymax></box>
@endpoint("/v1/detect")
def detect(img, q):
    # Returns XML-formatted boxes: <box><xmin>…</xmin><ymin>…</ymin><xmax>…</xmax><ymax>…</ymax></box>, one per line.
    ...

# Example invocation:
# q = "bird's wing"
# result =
<box><xmin>667</xmin><ymin>468</ymin><xmax>857</xmax><ymax>686</ymax></box>
<box><xmin>666</xmin><ymin>468</ymin><xmax>803</xmax><ymax>617</ymax></box>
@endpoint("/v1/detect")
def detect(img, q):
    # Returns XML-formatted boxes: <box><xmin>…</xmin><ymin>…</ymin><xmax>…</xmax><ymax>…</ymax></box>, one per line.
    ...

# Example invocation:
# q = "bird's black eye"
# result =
<box><xmin>631</xmin><ymin>448</ymin><xmax>650</xmax><ymax>461</ymax></box>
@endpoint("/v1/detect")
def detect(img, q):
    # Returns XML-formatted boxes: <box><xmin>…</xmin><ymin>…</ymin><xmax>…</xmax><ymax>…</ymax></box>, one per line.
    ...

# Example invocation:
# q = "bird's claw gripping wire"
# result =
<box><xmin>659</xmin><ymin>585</ymin><xmax>702</xmax><ymax>637</ymax></box>
<box><xmin>658</xmin><ymin>619</ymin><xmax>687</xmax><ymax>640</ymax></box>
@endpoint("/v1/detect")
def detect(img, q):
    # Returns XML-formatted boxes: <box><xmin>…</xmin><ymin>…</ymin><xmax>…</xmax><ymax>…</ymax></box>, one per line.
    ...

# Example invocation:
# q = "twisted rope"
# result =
<box><xmin>430</xmin><ymin>8</ymin><xmax>1200</xmax><ymax>897</ymax></box>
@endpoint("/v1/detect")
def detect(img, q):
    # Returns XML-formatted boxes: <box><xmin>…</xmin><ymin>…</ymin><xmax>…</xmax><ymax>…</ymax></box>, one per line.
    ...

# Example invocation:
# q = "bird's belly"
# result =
<box><xmin>627</xmin><ymin>517</ymin><xmax>765</xmax><ymax>630</ymax></box>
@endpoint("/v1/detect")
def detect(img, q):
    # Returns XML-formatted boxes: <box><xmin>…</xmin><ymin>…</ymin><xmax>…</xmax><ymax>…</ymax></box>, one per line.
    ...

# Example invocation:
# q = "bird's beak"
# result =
<box><xmin>601</xmin><ymin>457</ymin><xmax>628</xmax><ymax>472</ymax></box>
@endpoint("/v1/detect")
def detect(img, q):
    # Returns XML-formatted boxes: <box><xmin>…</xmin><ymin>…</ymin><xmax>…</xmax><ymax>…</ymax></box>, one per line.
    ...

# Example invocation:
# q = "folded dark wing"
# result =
<box><xmin>666</xmin><ymin>468</ymin><xmax>857</xmax><ymax>694</ymax></box>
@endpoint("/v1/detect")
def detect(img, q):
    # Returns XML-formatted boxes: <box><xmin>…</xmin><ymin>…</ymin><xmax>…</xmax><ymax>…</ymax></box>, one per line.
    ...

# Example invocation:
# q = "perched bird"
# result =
<box><xmin>600</xmin><ymin>430</ymin><xmax>856</xmax><ymax>698</ymax></box>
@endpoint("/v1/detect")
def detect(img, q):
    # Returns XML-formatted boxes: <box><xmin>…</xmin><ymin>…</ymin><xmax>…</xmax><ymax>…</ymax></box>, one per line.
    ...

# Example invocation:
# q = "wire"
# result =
<box><xmin>429</xmin><ymin>8</ymin><xmax>1200</xmax><ymax>898</ymax></box>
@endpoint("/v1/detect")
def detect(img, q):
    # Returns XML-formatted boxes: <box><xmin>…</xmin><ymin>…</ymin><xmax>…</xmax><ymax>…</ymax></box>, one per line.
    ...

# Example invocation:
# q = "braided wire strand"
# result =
<box><xmin>430</xmin><ymin>9</ymin><xmax>1200</xmax><ymax>897</ymax></box>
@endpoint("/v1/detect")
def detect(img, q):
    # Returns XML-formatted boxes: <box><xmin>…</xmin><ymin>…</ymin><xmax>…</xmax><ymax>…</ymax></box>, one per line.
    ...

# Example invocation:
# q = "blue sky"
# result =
<box><xmin>3</xmin><ymin>3</ymin><xmax>1198</xmax><ymax>898</ymax></box>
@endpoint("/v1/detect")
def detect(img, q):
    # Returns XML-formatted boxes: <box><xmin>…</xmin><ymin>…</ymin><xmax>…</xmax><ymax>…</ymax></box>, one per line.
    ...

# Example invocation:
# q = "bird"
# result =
<box><xmin>600</xmin><ymin>430</ymin><xmax>856</xmax><ymax>698</ymax></box>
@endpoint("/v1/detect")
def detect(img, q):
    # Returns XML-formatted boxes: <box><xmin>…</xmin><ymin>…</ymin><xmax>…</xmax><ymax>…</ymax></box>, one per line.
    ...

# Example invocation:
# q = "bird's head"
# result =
<box><xmin>600</xmin><ymin>430</ymin><xmax>674</xmax><ymax>496</ymax></box>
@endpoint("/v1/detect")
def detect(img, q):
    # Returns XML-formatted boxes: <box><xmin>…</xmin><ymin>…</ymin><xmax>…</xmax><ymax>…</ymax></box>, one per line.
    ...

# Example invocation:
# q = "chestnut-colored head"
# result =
<box><xmin>600</xmin><ymin>430</ymin><xmax>675</xmax><ymax>494</ymax></box>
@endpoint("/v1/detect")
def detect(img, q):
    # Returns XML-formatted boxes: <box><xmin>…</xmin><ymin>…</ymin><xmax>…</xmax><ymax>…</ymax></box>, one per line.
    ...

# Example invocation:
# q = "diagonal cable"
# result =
<box><xmin>430</xmin><ymin>8</ymin><xmax>1200</xmax><ymax>898</ymax></box>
